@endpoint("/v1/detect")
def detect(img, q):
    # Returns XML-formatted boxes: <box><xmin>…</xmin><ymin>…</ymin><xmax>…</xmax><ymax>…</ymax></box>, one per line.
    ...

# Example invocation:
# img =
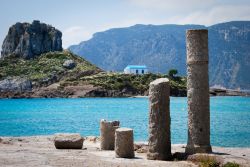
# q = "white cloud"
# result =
<box><xmin>128</xmin><ymin>0</ymin><xmax>217</xmax><ymax>12</ymax></box>
<box><xmin>128</xmin><ymin>0</ymin><xmax>250</xmax><ymax>26</ymax></box>
<box><xmin>168</xmin><ymin>5</ymin><xmax>250</xmax><ymax>26</ymax></box>
<box><xmin>62</xmin><ymin>26</ymin><xmax>93</xmax><ymax>48</ymax></box>
<box><xmin>61</xmin><ymin>1</ymin><xmax>250</xmax><ymax>48</ymax></box>
<box><xmin>61</xmin><ymin>19</ymin><xmax>154</xmax><ymax>48</ymax></box>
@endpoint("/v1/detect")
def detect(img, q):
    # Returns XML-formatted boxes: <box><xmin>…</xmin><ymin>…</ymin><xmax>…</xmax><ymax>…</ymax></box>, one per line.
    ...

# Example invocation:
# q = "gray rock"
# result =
<box><xmin>1</xmin><ymin>20</ymin><xmax>62</xmax><ymax>59</ymax></box>
<box><xmin>134</xmin><ymin>143</ymin><xmax>148</xmax><ymax>153</ymax></box>
<box><xmin>85</xmin><ymin>136</ymin><xmax>99</xmax><ymax>142</ymax></box>
<box><xmin>0</xmin><ymin>77</ymin><xmax>32</xmax><ymax>92</ymax></box>
<box><xmin>54</xmin><ymin>133</ymin><xmax>84</xmax><ymax>149</ymax></box>
<box><xmin>63</xmin><ymin>59</ymin><xmax>76</xmax><ymax>69</ymax></box>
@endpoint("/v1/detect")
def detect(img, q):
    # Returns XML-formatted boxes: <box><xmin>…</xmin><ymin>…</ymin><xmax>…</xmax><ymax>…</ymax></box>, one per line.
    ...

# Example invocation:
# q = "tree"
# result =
<box><xmin>168</xmin><ymin>69</ymin><xmax>178</xmax><ymax>78</ymax></box>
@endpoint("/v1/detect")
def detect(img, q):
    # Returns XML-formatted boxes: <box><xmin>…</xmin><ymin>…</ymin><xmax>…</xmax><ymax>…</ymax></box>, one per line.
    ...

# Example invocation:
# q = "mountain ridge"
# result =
<box><xmin>69</xmin><ymin>21</ymin><xmax>250</xmax><ymax>90</ymax></box>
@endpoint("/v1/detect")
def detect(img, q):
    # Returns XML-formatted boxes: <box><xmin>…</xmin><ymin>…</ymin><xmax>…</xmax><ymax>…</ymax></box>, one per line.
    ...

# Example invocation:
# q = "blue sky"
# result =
<box><xmin>0</xmin><ymin>0</ymin><xmax>250</xmax><ymax>49</ymax></box>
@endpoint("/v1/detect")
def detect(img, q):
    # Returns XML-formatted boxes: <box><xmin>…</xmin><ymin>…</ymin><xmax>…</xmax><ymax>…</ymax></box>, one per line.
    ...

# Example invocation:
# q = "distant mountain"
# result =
<box><xmin>69</xmin><ymin>21</ymin><xmax>250</xmax><ymax>90</ymax></box>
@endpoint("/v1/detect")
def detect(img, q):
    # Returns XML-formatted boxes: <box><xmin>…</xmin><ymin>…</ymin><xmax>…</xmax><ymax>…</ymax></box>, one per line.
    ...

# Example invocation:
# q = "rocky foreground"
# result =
<box><xmin>0</xmin><ymin>136</ymin><xmax>249</xmax><ymax>167</ymax></box>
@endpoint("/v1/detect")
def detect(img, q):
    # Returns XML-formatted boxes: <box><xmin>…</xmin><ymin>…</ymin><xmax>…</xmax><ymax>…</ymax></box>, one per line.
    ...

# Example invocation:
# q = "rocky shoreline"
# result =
<box><xmin>0</xmin><ymin>85</ymin><xmax>144</xmax><ymax>98</ymax></box>
<box><xmin>209</xmin><ymin>88</ymin><xmax>250</xmax><ymax>97</ymax></box>
<box><xmin>0</xmin><ymin>135</ymin><xmax>249</xmax><ymax>167</ymax></box>
<box><xmin>0</xmin><ymin>86</ymin><xmax>249</xmax><ymax>99</ymax></box>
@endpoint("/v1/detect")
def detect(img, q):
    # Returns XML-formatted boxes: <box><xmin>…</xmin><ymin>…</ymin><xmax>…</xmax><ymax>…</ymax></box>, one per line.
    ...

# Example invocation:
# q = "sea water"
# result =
<box><xmin>0</xmin><ymin>96</ymin><xmax>249</xmax><ymax>147</ymax></box>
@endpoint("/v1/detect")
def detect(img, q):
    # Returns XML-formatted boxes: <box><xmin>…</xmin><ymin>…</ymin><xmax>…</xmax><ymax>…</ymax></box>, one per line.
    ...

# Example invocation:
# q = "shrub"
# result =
<box><xmin>188</xmin><ymin>155</ymin><xmax>221</xmax><ymax>167</ymax></box>
<box><xmin>198</xmin><ymin>156</ymin><xmax>220</xmax><ymax>167</ymax></box>
<box><xmin>223</xmin><ymin>162</ymin><xmax>240</xmax><ymax>167</ymax></box>
<box><xmin>168</xmin><ymin>69</ymin><xmax>178</xmax><ymax>78</ymax></box>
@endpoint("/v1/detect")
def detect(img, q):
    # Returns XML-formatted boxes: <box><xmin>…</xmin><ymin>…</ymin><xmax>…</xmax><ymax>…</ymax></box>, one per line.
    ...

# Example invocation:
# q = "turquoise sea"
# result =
<box><xmin>0</xmin><ymin>97</ymin><xmax>249</xmax><ymax>147</ymax></box>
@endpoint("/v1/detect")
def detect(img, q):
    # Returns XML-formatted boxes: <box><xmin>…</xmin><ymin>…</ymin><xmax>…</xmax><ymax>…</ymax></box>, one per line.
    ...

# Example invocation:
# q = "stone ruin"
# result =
<box><xmin>99</xmin><ymin>119</ymin><xmax>134</xmax><ymax>158</ymax></box>
<box><xmin>147</xmin><ymin>78</ymin><xmax>172</xmax><ymax>160</ymax></box>
<box><xmin>185</xmin><ymin>29</ymin><xmax>212</xmax><ymax>154</ymax></box>
<box><xmin>115</xmin><ymin>128</ymin><xmax>134</xmax><ymax>158</ymax></box>
<box><xmin>54</xmin><ymin>133</ymin><xmax>84</xmax><ymax>149</ymax></box>
<box><xmin>147</xmin><ymin>29</ymin><xmax>212</xmax><ymax>159</ymax></box>
<box><xmin>100</xmin><ymin>119</ymin><xmax>120</xmax><ymax>150</ymax></box>
<box><xmin>1</xmin><ymin>20</ymin><xmax>62</xmax><ymax>59</ymax></box>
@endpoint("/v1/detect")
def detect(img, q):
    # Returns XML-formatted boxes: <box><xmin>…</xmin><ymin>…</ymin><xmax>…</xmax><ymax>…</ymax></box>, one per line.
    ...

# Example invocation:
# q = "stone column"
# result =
<box><xmin>185</xmin><ymin>29</ymin><xmax>212</xmax><ymax>154</ymax></box>
<box><xmin>147</xmin><ymin>78</ymin><xmax>172</xmax><ymax>160</ymax></box>
<box><xmin>115</xmin><ymin>128</ymin><xmax>134</xmax><ymax>158</ymax></box>
<box><xmin>100</xmin><ymin>119</ymin><xmax>120</xmax><ymax>150</ymax></box>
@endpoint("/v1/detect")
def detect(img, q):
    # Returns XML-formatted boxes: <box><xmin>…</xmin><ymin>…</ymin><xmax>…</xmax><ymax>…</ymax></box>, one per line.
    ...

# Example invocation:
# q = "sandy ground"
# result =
<box><xmin>0</xmin><ymin>136</ymin><xmax>249</xmax><ymax>167</ymax></box>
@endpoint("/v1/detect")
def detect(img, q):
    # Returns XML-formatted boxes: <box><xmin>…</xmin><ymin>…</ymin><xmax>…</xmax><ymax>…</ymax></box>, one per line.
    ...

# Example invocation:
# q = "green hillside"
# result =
<box><xmin>0</xmin><ymin>50</ymin><xmax>187</xmax><ymax>97</ymax></box>
<box><xmin>0</xmin><ymin>50</ymin><xmax>101</xmax><ymax>83</ymax></box>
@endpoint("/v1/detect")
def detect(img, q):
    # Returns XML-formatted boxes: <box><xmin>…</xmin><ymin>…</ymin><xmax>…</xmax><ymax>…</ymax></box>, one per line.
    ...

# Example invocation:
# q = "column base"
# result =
<box><xmin>185</xmin><ymin>144</ymin><xmax>212</xmax><ymax>154</ymax></box>
<box><xmin>147</xmin><ymin>152</ymin><xmax>172</xmax><ymax>161</ymax></box>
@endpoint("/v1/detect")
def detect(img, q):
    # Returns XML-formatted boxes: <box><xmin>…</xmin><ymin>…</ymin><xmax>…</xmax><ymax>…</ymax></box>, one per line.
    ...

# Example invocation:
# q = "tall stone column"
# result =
<box><xmin>147</xmin><ymin>78</ymin><xmax>172</xmax><ymax>160</ymax></box>
<box><xmin>185</xmin><ymin>29</ymin><xmax>212</xmax><ymax>154</ymax></box>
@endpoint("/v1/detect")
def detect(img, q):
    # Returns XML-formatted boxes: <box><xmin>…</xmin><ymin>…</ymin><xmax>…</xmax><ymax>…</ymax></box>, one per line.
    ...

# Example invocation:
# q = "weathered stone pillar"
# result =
<box><xmin>100</xmin><ymin>119</ymin><xmax>120</xmax><ymax>150</ymax></box>
<box><xmin>185</xmin><ymin>29</ymin><xmax>212</xmax><ymax>154</ymax></box>
<box><xmin>115</xmin><ymin>128</ymin><xmax>134</xmax><ymax>158</ymax></box>
<box><xmin>147</xmin><ymin>78</ymin><xmax>172</xmax><ymax>160</ymax></box>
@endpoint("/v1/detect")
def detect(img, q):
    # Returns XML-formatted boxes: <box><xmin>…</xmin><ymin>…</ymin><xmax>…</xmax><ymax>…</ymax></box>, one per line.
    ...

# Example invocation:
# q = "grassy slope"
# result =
<box><xmin>0</xmin><ymin>51</ymin><xmax>187</xmax><ymax>96</ymax></box>
<box><xmin>0</xmin><ymin>50</ymin><xmax>100</xmax><ymax>82</ymax></box>
<box><xmin>72</xmin><ymin>72</ymin><xmax>187</xmax><ymax>95</ymax></box>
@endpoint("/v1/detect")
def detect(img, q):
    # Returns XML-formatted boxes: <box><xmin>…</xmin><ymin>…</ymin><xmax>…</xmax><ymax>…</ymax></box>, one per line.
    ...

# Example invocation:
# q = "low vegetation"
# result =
<box><xmin>0</xmin><ymin>50</ymin><xmax>100</xmax><ymax>82</ymax></box>
<box><xmin>188</xmin><ymin>155</ymin><xmax>241</xmax><ymax>167</ymax></box>
<box><xmin>72</xmin><ymin>72</ymin><xmax>187</xmax><ymax>95</ymax></box>
<box><xmin>197</xmin><ymin>155</ymin><xmax>220</xmax><ymax>167</ymax></box>
<box><xmin>222</xmin><ymin>162</ymin><xmax>240</xmax><ymax>167</ymax></box>
<box><xmin>0</xmin><ymin>51</ymin><xmax>187</xmax><ymax>96</ymax></box>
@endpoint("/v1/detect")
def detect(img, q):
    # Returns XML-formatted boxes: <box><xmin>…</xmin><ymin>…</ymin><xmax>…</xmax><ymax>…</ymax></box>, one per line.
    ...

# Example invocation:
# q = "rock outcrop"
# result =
<box><xmin>1</xmin><ymin>20</ymin><xmax>62</xmax><ymax>59</ymax></box>
<box><xmin>0</xmin><ymin>77</ymin><xmax>32</xmax><ymax>93</ymax></box>
<box><xmin>63</xmin><ymin>59</ymin><xmax>76</xmax><ymax>69</ymax></box>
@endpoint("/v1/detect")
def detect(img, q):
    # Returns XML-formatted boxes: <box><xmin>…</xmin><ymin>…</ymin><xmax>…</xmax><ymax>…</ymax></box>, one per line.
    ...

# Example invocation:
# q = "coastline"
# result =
<box><xmin>0</xmin><ymin>88</ymin><xmax>249</xmax><ymax>99</ymax></box>
<box><xmin>0</xmin><ymin>135</ymin><xmax>249</xmax><ymax>167</ymax></box>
